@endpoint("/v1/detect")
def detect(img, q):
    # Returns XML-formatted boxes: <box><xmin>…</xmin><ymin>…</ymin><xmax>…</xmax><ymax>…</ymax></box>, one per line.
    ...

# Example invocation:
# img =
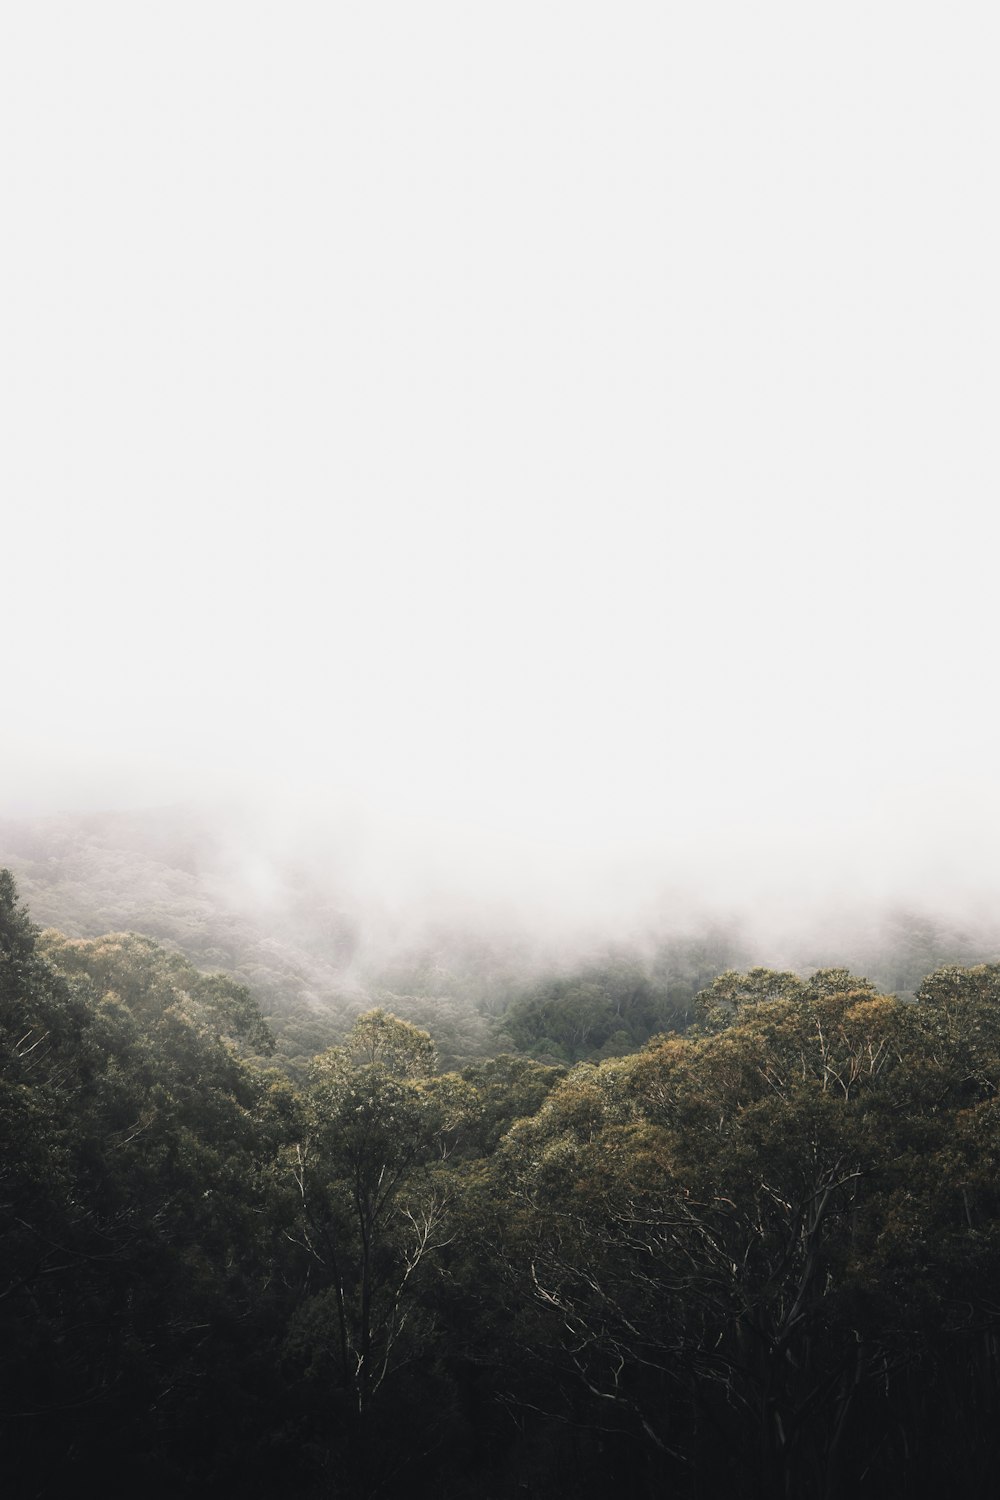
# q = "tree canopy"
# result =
<box><xmin>5</xmin><ymin>875</ymin><xmax>1000</xmax><ymax>1499</ymax></box>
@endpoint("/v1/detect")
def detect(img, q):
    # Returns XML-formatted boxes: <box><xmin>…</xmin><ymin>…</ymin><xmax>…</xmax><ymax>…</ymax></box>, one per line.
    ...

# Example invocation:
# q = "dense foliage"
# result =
<box><xmin>6</xmin><ymin>807</ymin><xmax>997</xmax><ymax>1078</ymax></box>
<box><xmin>5</xmin><ymin>871</ymin><xmax>1000</xmax><ymax>1496</ymax></box>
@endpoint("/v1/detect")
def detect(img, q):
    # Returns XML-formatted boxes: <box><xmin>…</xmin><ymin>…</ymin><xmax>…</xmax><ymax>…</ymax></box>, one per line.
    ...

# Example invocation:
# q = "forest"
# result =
<box><xmin>5</xmin><ymin>864</ymin><xmax>1000</xmax><ymax>1498</ymax></box>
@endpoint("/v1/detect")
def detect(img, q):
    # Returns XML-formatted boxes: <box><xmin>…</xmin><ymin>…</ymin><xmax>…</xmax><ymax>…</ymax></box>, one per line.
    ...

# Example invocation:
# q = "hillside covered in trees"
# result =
<box><xmin>6</xmin><ymin>866</ymin><xmax>1000</xmax><ymax>1498</ymax></box>
<box><xmin>2</xmin><ymin>806</ymin><xmax>996</xmax><ymax>1077</ymax></box>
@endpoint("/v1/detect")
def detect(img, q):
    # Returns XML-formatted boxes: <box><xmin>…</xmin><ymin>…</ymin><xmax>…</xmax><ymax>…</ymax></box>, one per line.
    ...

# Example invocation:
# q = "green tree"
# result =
<box><xmin>0</xmin><ymin>876</ymin><xmax>297</xmax><ymax>1496</ymax></box>
<box><xmin>474</xmin><ymin>973</ymin><xmax>1000</xmax><ymax>1497</ymax></box>
<box><xmin>287</xmin><ymin>1010</ymin><xmax>461</xmax><ymax>1492</ymax></box>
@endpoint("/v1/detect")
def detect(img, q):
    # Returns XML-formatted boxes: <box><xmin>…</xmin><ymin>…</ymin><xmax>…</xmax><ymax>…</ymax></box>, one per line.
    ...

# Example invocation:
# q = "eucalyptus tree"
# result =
<box><xmin>475</xmin><ymin>968</ymin><xmax>1000</xmax><ymax>1497</ymax></box>
<box><xmin>286</xmin><ymin>1010</ymin><xmax>471</xmax><ymax>1494</ymax></box>
<box><xmin>1</xmin><ymin>875</ymin><xmax>294</xmax><ymax>1496</ymax></box>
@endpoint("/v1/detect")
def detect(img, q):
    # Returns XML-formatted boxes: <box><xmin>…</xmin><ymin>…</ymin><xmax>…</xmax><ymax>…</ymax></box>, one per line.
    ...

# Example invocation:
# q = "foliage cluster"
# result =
<box><xmin>6</xmin><ymin>871</ymin><xmax>1000</xmax><ymax>1497</ymax></box>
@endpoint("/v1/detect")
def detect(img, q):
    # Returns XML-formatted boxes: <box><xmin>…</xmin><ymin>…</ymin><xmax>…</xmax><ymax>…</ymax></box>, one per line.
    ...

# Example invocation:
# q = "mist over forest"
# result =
<box><xmin>5</xmin><ymin>0</ymin><xmax>1000</xmax><ymax>1495</ymax></box>
<box><xmin>8</xmin><ymin>832</ymin><xmax>1000</xmax><ymax>1497</ymax></box>
<box><xmin>4</xmin><ymin>800</ymin><xmax>1000</xmax><ymax>1075</ymax></box>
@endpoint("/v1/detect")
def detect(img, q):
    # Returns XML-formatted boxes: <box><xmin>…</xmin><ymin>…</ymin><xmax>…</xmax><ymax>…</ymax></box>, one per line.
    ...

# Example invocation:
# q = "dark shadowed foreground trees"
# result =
<box><xmin>5</xmin><ymin>867</ymin><xmax>1000</xmax><ymax>1498</ymax></box>
<box><xmin>284</xmin><ymin>1010</ymin><xmax>464</xmax><ymax>1494</ymax></box>
<box><xmin>464</xmin><ymin>966</ymin><xmax>1000</xmax><ymax>1497</ymax></box>
<box><xmin>0</xmin><ymin>878</ymin><xmax>307</xmax><ymax>1497</ymax></box>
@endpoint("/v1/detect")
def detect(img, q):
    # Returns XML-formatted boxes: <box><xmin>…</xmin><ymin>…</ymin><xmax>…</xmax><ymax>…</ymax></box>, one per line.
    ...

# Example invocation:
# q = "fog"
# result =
<box><xmin>4</xmin><ymin>4</ymin><xmax>999</xmax><ymax>957</ymax></box>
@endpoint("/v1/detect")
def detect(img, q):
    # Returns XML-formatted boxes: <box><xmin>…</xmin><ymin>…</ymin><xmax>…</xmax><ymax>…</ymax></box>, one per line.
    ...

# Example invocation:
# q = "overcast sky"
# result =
<box><xmin>3</xmin><ymin>4</ymin><xmax>999</xmax><ymax>926</ymax></box>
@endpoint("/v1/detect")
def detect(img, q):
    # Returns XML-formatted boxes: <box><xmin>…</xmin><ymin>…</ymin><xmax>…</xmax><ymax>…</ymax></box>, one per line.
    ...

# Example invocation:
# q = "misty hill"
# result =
<box><xmin>0</xmin><ymin>806</ymin><xmax>564</xmax><ymax>1067</ymax></box>
<box><xmin>2</xmin><ymin>804</ymin><xmax>998</xmax><ymax>1072</ymax></box>
<box><xmin>0</xmin><ymin>805</ymin><xmax>357</xmax><ymax>997</ymax></box>
<box><xmin>9</xmin><ymin>865</ymin><xmax>1000</xmax><ymax>1499</ymax></box>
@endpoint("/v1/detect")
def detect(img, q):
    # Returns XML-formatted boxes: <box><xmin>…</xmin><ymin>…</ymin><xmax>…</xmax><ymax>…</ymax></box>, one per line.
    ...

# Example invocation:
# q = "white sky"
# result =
<box><xmin>3</xmin><ymin>3</ymin><xmax>999</xmax><ymax>925</ymax></box>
